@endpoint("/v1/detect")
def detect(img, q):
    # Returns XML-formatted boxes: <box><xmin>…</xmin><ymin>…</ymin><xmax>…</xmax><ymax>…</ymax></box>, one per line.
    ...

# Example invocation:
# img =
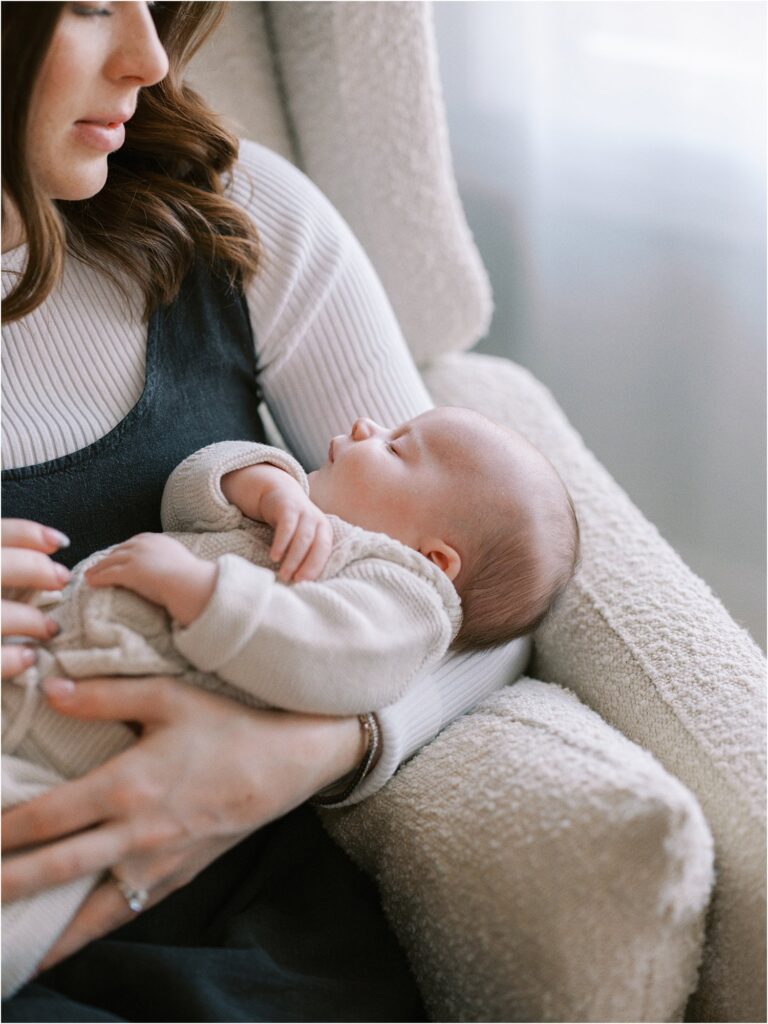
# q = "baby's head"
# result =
<box><xmin>308</xmin><ymin>407</ymin><xmax>580</xmax><ymax>650</ymax></box>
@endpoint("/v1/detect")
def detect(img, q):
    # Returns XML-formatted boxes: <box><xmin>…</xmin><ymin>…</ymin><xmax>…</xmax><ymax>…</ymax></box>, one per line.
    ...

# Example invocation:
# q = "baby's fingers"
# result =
<box><xmin>293</xmin><ymin>518</ymin><xmax>333</xmax><ymax>582</ymax></box>
<box><xmin>277</xmin><ymin>516</ymin><xmax>321</xmax><ymax>582</ymax></box>
<box><xmin>269</xmin><ymin>510</ymin><xmax>299</xmax><ymax>565</ymax></box>
<box><xmin>85</xmin><ymin>556</ymin><xmax>130</xmax><ymax>586</ymax></box>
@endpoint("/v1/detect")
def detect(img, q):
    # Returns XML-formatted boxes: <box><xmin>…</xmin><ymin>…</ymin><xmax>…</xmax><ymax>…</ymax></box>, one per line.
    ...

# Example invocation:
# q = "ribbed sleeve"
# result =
<box><xmin>228</xmin><ymin>141</ymin><xmax>434</xmax><ymax>470</ymax></box>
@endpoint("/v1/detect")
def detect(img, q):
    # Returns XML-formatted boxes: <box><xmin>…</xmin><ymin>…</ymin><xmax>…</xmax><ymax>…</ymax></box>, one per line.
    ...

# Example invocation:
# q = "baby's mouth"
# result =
<box><xmin>328</xmin><ymin>439</ymin><xmax>335</xmax><ymax>463</ymax></box>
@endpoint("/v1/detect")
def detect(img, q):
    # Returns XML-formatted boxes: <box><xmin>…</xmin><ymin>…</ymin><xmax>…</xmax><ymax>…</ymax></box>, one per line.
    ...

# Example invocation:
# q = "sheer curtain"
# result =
<box><xmin>435</xmin><ymin>1</ymin><xmax>766</xmax><ymax>647</ymax></box>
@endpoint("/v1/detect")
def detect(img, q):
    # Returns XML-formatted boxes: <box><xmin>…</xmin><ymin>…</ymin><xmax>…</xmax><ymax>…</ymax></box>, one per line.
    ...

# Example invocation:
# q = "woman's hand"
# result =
<box><xmin>1</xmin><ymin>518</ymin><xmax>71</xmax><ymax>678</ymax></box>
<box><xmin>2</xmin><ymin>675</ymin><xmax>365</xmax><ymax>970</ymax></box>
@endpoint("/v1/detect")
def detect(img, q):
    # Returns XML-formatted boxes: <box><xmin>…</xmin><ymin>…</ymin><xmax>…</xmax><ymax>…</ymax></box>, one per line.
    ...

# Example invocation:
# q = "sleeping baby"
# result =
<box><xmin>2</xmin><ymin>405</ymin><xmax>580</xmax><ymax>995</ymax></box>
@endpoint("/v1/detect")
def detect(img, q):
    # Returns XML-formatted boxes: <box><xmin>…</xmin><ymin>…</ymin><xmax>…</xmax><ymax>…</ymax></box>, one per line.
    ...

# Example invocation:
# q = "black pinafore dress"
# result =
<box><xmin>1</xmin><ymin>261</ymin><xmax>425</xmax><ymax>1023</ymax></box>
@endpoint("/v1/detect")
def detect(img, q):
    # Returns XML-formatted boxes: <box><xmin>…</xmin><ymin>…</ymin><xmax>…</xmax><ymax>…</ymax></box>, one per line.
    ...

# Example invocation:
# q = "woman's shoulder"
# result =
<box><xmin>225</xmin><ymin>139</ymin><xmax>351</xmax><ymax>245</ymax></box>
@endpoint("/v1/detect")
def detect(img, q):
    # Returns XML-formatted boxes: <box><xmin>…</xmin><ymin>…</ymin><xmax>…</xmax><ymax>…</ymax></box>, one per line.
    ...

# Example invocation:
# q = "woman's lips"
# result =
<box><xmin>72</xmin><ymin>120</ymin><xmax>126</xmax><ymax>153</ymax></box>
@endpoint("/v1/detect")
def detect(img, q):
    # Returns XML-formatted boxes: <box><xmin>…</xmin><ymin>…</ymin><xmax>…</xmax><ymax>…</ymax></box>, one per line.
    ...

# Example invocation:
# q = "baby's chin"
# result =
<box><xmin>306</xmin><ymin>469</ymin><xmax>329</xmax><ymax>512</ymax></box>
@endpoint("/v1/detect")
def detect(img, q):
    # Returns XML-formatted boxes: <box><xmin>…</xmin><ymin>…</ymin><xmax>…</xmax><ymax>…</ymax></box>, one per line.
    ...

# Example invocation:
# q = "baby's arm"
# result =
<box><xmin>172</xmin><ymin>554</ymin><xmax>459</xmax><ymax>714</ymax></box>
<box><xmin>221</xmin><ymin>463</ymin><xmax>332</xmax><ymax>583</ymax></box>
<box><xmin>87</xmin><ymin>466</ymin><xmax>332</xmax><ymax>623</ymax></box>
<box><xmin>85</xmin><ymin>534</ymin><xmax>217</xmax><ymax>626</ymax></box>
<box><xmin>161</xmin><ymin>441</ymin><xmax>311</xmax><ymax>534</ymax></box>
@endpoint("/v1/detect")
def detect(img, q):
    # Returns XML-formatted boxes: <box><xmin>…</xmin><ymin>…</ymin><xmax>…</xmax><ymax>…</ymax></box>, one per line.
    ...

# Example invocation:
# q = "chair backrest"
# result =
<box><xmin>187</xmin><ymin>0</ymin><xmax>492</xmax><ymax>365</ymax></box>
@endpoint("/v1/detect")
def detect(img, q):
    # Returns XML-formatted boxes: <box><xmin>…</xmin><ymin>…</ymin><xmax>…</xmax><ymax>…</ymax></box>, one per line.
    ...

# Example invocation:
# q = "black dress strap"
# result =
<box><xmin>2</xmin><ymin>258</ymin><xmax>267</xmax><ymax>568</ymax></box>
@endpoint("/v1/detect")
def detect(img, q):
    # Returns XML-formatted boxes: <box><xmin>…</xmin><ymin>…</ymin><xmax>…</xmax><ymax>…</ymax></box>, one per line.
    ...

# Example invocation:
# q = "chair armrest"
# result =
<box><xmin>420</xmin><ymin>350</ymin><xmax>766</xmax><ymax>1022</ymax></box>
<box><xmin>322</xmin><ymin>677</ymin><xmax>714</xmax><ymax>1022</ymax></box>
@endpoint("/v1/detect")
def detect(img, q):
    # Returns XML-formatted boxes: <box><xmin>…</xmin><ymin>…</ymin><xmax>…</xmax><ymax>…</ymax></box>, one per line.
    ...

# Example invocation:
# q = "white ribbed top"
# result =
<box><xmin>1</xmin><ymin>139</ymin><xmax>523</xmax><ymax>798</ymax></box>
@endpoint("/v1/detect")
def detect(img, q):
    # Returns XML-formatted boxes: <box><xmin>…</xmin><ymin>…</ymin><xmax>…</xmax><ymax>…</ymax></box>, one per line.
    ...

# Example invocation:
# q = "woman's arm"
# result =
<box><xmin>231</xmin><ymin>141</ymin><xmax>434</xmax><ymax>472</ymax></box>
<box><xmin>2</xmin><ymin>676</ymin><xmax>366</xmax><ymax>968</ymax></box>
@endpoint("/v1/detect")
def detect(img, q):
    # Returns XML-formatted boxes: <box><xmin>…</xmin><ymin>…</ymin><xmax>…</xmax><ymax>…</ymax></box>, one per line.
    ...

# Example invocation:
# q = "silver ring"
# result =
<box><xmin>113</xmin><ymin>876</ymin><xmax>150</xmax><ymax>913</ymax></box>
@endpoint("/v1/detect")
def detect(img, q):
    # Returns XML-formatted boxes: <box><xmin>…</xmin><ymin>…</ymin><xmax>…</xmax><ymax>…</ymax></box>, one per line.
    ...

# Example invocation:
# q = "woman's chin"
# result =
<box><xmin>50</xmin><ymin>159</ymin><xmax>110</xmax><ymax>202</ymax></box>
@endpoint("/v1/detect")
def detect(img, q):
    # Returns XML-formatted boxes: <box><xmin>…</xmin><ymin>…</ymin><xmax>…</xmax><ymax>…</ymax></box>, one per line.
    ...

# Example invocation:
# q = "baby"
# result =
<box><xmin>89</xmin><ymin>405</ymin><xmax>579</xmax><ymax>653</ymax></box>
<box><xmin>2</xmin><ymin>406</ymin><xmax>579</xmax><ymax>995</ymax></box>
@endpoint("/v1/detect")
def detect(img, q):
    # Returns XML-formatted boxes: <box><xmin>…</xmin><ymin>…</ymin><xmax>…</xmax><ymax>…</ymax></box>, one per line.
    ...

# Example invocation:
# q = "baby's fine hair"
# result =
<box><xmin>450</xmin><ymin>436</ymin><xmax>581</xmax><ymax>653</ymax></box>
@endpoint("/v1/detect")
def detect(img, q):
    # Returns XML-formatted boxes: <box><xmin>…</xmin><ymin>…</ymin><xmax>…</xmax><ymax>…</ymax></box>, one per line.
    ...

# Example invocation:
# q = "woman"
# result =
<box><xmin>1</xmin><ymin>2</ymin><xmax>513</xmax><ymax>1018</ymax></box>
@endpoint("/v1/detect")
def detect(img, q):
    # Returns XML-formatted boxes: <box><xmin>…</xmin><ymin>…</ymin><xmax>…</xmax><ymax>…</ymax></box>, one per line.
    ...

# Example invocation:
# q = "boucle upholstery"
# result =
<box><xmin>188</xmin><ymin>4</ymin><xmax>765</xmax><ymax>1020</ymax></box>
<box><xmin>322</xmin><ymin>679</ymin><xmax>714</xmax><ymax>1023</ymax></box>
<box><xmin>189</xmin><ymin>1</ymin><xmax>492</xmax><ymax>363</ymax></box>
<box><xmin>419</xmin><ymin>353</ymin><xmax>766</xmax><ymax>1022</ymax></box>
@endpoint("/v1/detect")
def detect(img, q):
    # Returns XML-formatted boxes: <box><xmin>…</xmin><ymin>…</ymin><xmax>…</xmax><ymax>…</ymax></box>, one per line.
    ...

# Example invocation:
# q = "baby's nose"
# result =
<box><xmin>351</xmin><ymin>417</ymin><xmax>380</xmax><ymax>441</ymax></box>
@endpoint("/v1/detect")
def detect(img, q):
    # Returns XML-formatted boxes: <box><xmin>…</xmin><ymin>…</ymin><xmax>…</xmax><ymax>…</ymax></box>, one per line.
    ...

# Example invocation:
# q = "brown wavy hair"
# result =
<box><xmin>2</xmin><ymin>1</ymin><xmax>261</xmax><ymax>324</ymax></box>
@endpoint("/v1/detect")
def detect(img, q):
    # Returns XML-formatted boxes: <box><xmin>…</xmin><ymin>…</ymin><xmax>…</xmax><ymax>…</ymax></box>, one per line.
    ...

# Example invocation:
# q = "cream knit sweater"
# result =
<box><xmin>2</xmin><ymin>439</ymin><xmax>461</xmax><ymax>996</ymax></box>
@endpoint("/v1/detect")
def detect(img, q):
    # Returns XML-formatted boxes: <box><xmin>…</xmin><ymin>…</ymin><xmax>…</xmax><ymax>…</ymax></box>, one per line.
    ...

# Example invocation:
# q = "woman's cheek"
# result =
<box><xmin>26</xmin><ymin>22</ymin><xmax>108</xmax><ymax>200</ymax></box>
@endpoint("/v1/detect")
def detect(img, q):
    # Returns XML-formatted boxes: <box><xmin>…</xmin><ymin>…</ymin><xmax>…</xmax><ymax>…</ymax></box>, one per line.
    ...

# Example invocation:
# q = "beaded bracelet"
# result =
<box><xmin>313</xmin><ymin>712</ymin><xmax>380</xmax><ymax>806</ymax></box>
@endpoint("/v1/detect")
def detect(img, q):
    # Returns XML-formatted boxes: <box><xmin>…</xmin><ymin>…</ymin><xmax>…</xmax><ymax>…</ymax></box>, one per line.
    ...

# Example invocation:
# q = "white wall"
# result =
<box><xmin>434</xmin><ymin>0</ymin><xmax>766</xmax><ymax>648</ymax></box>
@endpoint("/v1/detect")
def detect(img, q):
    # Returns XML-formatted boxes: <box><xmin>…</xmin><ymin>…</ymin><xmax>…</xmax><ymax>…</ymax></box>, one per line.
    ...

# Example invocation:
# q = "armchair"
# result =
<box><xmin>188</xmin><ymin>4</ymin><xmax>766</xmax><ymax>1021</ymax></box>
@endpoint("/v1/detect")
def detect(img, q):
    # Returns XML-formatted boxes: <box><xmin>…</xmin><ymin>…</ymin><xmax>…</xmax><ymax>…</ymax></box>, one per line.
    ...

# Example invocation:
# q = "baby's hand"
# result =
<box><xmin>85</xmin><ymin>534</ymin><xmax>217</xmax><ymax>626</ymax></box>
<box><xmin>260</xmin><ymin>476</ymin><xmax>333</xmax><ymax>583</ymax></box>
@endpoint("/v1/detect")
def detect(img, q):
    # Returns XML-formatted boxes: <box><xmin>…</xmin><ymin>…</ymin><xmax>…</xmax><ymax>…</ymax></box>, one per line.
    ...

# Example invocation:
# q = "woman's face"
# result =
<box><xmin>27</xmin><ymin>2</ymin><xmax>169</xmax><ymax>201</ymax></box>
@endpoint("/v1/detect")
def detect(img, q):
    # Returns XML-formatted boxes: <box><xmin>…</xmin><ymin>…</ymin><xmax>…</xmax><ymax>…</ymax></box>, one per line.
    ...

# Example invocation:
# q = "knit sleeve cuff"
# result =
<box><xmin>161</xmin><ymin>441</ymin><xmax>309</xmax><ymax>532</ymax></box>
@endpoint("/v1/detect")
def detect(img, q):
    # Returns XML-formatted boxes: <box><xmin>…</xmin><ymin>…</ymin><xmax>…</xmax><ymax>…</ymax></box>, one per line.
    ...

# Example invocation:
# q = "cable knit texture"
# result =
<box><xmin>1</xmin><ymin>441</ymin><xmax>460</xmax><ymax>997</ymax></box>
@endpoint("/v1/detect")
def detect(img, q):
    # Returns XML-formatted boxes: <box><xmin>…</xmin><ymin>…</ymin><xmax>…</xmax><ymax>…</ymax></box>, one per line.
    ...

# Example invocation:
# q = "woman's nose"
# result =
<box><xmin>104</xmin><ymin>2</ymin><xmax>169</xmax><ymax>87</ymax></box>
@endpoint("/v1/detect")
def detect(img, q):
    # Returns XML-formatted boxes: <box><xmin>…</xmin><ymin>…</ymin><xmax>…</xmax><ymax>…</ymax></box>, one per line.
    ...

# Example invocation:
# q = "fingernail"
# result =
<box><xmin>20</xmin><ymin>647</ymin><xmax>37</xmax><ymax>667</ymax></box>
<box><xmin>44</xmin><ymin>528</ymin><xmax>71</xmax><ymax>550</ymax></box>
<box><xmin>55</xmin><ymin>565</ymin><xmax>72</xmax><ymax>586</ymax></box>
<box><xmin>42</xmin><ymin>677</ymin><xmax>75</xmax><ymax>699</ymax></box>
<box><xmin>46</xmin><ymin>619</ymin><xmax>61</xmax><ymax>638</ymax></box>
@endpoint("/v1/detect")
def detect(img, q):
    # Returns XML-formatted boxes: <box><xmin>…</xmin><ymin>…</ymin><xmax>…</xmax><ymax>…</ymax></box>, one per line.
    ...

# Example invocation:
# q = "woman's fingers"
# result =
<box><xmin>41</xmin><ymin>675</ymin><xmax>181</xmax><ymax>725</ymax></box>
<box><xmin>1</xmin><ymin>548</ymin><xmax>71</xmax><ymax>593</ymax></box>
<box><xmin>36</xmin><ymin>841</ymin><xmax>222</xmax><ymax>972</ymax></box>
<box><xmin>3</xmin><ymin>822</ymin><xmax>132</xmax><ymax>902</ymax></box>
<box><xmin>2</xmin><ymin>767</ymin><xmax>113</xmax><ymax>852</ymax></box>
<box><xmin>37</xmin><ymin>877</ymin><xmax>141</xmax><ymax>972</ymax></box>
<box><xmin>0</xmin><ymin>644</ymin><xmax>38</xmax><ymax>679</ymax></box>
<box><xmin>1</xmin><ymin>599</ymin><xmax>60</xmax><ymax>641</ymax></box>
<box><xmin>1</xmin><ymin>520</ymin><xmax>71</xmax><ymax>677</ymax></box>
<box><xmin>1</xmin><ymin>519</ymin><xmax>69</xmax><ymax>554</ymax></box>
<box><xmin>2</xmin><ymin>592</ymin><xmax>62</xmax><ymax>678</ymax></box>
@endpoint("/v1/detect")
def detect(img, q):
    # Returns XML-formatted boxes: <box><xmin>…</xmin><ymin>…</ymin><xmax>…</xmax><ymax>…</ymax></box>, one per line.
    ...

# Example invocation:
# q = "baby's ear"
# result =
<box><xmin>420</xmin><ymin>539</ymin><xmax>462</xmax><ymax>582</ymax></box>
